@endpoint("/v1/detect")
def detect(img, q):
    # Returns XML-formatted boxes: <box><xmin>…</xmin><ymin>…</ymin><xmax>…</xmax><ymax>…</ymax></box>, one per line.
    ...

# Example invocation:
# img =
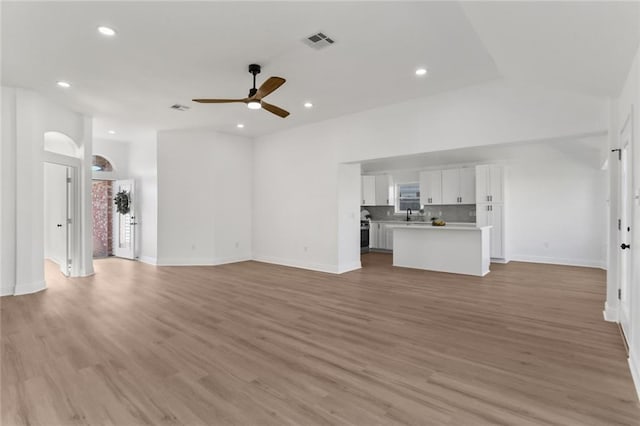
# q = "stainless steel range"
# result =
<box><xmin>360</xmin><ymin>220</ymin><xmax>370</xmax><ymax>253</ymax></box>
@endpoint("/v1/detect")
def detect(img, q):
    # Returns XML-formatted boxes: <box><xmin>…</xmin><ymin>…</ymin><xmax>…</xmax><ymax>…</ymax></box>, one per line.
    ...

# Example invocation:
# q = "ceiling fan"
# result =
<box><xmin>193</xmin><ymin>64</ymin><xmax>290</xmax><ymax>118</ymax></box>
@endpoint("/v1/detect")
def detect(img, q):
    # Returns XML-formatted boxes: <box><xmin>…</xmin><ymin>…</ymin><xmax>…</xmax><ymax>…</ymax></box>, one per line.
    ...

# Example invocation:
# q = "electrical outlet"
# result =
<box><xmin>235</xmin><ymin>242</ymin><xmax>239</xmax><ymax>248</ymax></box>
<box><xmin>304</xmin><ymin>246</ymin><xmax>308</xmax><ymax>252</ymax></box>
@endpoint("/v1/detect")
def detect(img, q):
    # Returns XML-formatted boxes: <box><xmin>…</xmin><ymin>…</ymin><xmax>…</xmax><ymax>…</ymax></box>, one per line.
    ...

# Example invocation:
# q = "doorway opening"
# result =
<box><xmin>43</xmin><ymin>131</ymin><xmax>81</xmax><ymax>280</ymax></box>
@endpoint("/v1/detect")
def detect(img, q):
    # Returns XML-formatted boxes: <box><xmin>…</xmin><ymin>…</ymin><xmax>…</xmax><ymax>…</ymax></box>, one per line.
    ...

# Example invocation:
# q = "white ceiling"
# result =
<box><xmin>2</xmin><ymin>2</ymin><xmax>639</xmax><ymax>140</ymax></box>
<box><xmin>460</xmin><ymin>1</ymin><xmax>640</xmax><ymax>97</ymax></box>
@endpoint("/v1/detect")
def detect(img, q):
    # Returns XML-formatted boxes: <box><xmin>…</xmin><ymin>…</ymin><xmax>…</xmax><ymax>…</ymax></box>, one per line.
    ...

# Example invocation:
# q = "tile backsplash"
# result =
<box><xmin>362</xmin><ymin>204</ymin><xmax>476</xmax><ymax>223</ymax></box>
<box><xmin>423</xmin><ymin>204</ymin><xmax>476</xmax><ymax>223</ymax></box>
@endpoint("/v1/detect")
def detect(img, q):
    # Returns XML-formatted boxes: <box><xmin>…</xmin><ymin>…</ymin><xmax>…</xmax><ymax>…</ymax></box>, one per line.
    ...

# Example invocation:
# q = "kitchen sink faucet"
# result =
<box><xmin>406</xmin><ymin>208</ymin><xmax>412</xmax><ymax>221</ymax></box>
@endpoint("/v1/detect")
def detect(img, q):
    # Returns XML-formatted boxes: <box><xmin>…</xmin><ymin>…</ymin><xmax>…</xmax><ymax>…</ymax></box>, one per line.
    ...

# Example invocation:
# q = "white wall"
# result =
<box><xmin>253</xmin><ymin>132</ymin><xmax>341</xmax><ymax>272</ymax></box>
<box><xmin>128</xmin><ymin>131</ymin><xmax>158</xmax><ymax>264</ymax></box>
<box><xmin>156</xmin><ymin>129</ymin><xmax>252</xmax><ymax>266</ymax></box>
<box><xmin>337</xmin><ymin>163</ymin><xmax>361</xmax><ymax>273</ymax></box>
<box><xmin>608</xmin><ymin>42</ymin><xmax>640</xmax><ymax>399</ymax></box>
<box><xmin>254</xmin><ymin>79</ymin><xmax>608</xmax><ymax>274</ymax></box>
<box><xmin>1</xmin><ymin>87</ymin><xmax>93</xmax><ymax>296</ymax></box>
<box><xmin>1</xmin><ymin>88</ymin><xmax>17</xmax><ymax>295</ymax></box>
<box><xmin>506</xmin><ymin>156</ymin><xmax>606</xmax><ymax>268</ymax></box>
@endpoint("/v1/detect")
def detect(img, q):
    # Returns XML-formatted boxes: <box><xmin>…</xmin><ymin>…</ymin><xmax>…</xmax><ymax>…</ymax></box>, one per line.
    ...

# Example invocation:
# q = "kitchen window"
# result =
<box><xmin>396</xmin><ymin>182</ymin><xmax>421</xmax><ymax>212</ymax></box>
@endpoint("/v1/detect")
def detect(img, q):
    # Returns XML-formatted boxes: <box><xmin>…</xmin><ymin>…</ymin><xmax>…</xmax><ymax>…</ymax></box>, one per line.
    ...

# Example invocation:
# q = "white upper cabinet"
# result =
<box><xmin>362</xmin><ymin>175</ymin><xmax>393</xmax><ymax>206</ymax></box>
<box><xmin>442</xmin><ymin>168</ymin><xmax>476</xmax><ymax>204</ymax></box>
<box><xmin>361</xmin><ymin>175</ymin><xmax>376</xmax><ymax>205</ymax></box>
<box><xmin>375</xmin><ymin>174</ymin><xmax>393</xmax><ymax>206</ymax></box>
<box><xmin>441</xmin><ymin>169</ymin><xmax>460</xmax><ymax>204</ymax></box>
<box><xmin>419</xmin><ymin>170</ymin><xmax>442</xmax><ymax>206</ymax></box>
<box><xmin>459</xmin><ymin>168</ymin><xmax>476</xmax><ymax>204</ymax></box>
<box><xmin>475</xmin><ymin>165</ymin><xmax>504</xmax><ymax>204</ymax></box>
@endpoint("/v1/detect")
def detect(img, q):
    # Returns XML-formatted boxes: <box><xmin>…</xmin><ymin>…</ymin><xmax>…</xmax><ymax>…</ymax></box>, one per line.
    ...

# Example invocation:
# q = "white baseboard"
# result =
<box><xmin>252</xmin><ymin>255</ymin><xmax>343</xmax><ymax>274</ymax></box>
<box><xmin>139</xmin><ymin>256</ymin><xmax>158</xmax><ymax>265</ymax></box>
<box><xmin>156</xmin><ymin>255</ymin><xmax>251</xmax><ymax>267</ymax></box>
<box><xmin>13</xmin><ymin>280</ymin><xmax>46</xmax><ymax>296</ymax></box>
<box><xmin>509</xmin><ymin>254</ymin><xmax>605</xmax><ymax>269</ymax></box>
<box><xmin>337</xmin><ymin>261</ymin><xmax>362</xmax><ymax>274</ymax></box>
<box><xmin>0</xmin><ymin>287</ymin><xmax>15</xmax><ymax>297</ymax></box>
<box><xmin>629</xmin><ymin>351</ymin><xmax>640</xmax><ymax>401</ymax></box>
<box><xmin>603</xmin><ymin>301</ymin><xmax>619</xmax><ymax>322</ymax></box>
<box><xmin>491</xmin><ymin>258</ymin><xmax>510</xmax><ymax>264</ymax></box>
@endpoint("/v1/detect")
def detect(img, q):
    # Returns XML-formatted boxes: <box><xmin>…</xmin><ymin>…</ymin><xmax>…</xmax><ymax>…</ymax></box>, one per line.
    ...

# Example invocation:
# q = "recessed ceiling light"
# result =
<box><xmin>415</xmin><ymin>68</ymin><xmax>428</xmax><ymax>76</ymax></box>
<box><xmin>56</xmin><ymin>81</ymin><xmax>71</xmax><ymax>88</ymax></box>
<box><xmin>108</xmin><ymin>130</ymin><xmax>116</xmax><ymax>135</ymax></box>
<box><xmin>247</xmin><ymin>100</ymin><xmax>261</xmax><ymax>110</ymax></box>
<box><xmin>304</xmin><ymin>102</ymin><xmax>313</xmax><ymax>108</ymax></box>
<box><xmin>97</xmin><ymin>26</ymin><xmax>116</xmax><ymax>36</ymax></box>
<box><xmin>236</xmin><ymin>123</ymin><xmax>244</xmax><ymax>129</ymax></box>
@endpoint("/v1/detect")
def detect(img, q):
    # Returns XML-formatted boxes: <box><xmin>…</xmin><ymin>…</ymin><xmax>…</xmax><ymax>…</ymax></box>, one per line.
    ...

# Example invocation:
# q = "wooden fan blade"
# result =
<box><xmin>261</xmin><ymin>101</ymin><xmax>290</xmax><ymax>118</ymax></box>
<box><xmin>192</xmin><ymin>98</ymin><xmax>248</xmax><ymax>103</ymax></box>
<box><xmin>255</xmin><ymin>77</ymin><xmax>286</xmax><ymax>99</ymax></box>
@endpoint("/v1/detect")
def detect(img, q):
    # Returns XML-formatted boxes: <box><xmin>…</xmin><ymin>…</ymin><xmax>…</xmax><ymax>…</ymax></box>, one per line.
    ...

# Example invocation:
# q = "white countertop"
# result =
<box><xmin>389</xmin><ymin>224</ymin><xmax>491</xmax><ymax>231</ymax></box>
<box><xmin>369</xmin><ymin>220</ymin><xmax>476</xmax><ymax>226</ymax></box>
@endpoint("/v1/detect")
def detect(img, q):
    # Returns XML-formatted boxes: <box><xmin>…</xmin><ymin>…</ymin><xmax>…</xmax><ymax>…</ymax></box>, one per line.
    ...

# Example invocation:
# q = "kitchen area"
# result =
<box><xmin>360</xmin><ymin>164</ymin><xmax>505</xmax><ymax>276</ymax></box>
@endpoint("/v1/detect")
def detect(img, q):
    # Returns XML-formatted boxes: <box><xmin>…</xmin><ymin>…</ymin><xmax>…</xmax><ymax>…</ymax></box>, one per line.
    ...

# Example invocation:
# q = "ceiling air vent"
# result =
<box><xmin>170</xmin><ymin>104</ymin><xmax>190</xmax><ymax>111</ymax></box>
<box><xmin>303</xmin><ymin>32</ymin><xmax>335</xmax><ymax>50</ymax></box>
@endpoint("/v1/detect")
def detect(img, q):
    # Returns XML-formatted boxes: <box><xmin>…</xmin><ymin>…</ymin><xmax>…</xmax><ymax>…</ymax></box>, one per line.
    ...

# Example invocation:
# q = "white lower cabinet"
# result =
<box><xmin>369</xmin><ymin>222</ymin><xmax>393</xmax><ymax>250</ymax></box>
<box><xmin>476</xmin><ymin>203</ymin><xmax>504</xmax><ymax>259</ymax></box>
<box><xmin>384</xmin><ymin>224</ymin><xmax>394</xmax><ymax>250</ymax></box>
<box><xmin>369</xmin><ymin>225</ymin><xmax>378</xmax><ymax>249</ymax></box>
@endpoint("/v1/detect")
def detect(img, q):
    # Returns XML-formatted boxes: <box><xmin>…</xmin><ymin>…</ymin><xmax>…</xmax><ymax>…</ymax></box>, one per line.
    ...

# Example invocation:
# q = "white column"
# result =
<box><xmin>0</xmin><ymin>88</ymin><xmax>17</xmax><ymax>295</ymax></box>
<box><xmin>14</xmin><ymin>89</ymin><xmax>46</xmax><ymax>295</ymax></box>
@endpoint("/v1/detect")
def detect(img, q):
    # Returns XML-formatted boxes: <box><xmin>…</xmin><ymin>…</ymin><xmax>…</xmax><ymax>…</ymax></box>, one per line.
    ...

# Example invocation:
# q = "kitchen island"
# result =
<box><xmin>390</xmin><ymin>224</ymin><xmax>491</xmax><ymax>276</ymax></box>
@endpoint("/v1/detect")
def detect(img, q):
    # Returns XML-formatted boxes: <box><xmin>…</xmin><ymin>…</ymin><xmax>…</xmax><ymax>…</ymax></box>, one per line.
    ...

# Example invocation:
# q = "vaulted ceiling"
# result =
<box><xmin>2</xmin><ymin>1</ymin><xmax>639</xmax><ymax>139</ymax></box>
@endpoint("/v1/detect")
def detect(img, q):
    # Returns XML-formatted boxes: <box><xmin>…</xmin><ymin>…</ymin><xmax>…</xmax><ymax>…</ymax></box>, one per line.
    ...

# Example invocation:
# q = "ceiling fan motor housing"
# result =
<box><xmin>248</xmin><ymin>64</ymin><xmax>261</xmax><ymax>75</ymax></box>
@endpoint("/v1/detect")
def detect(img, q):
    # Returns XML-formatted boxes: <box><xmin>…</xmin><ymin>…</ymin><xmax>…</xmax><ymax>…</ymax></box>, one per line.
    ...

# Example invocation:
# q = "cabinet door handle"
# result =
<box><xmin>487</xmin><ymin>195</ymin><xmax>490</xmax><ymax>201</ymax></box>
<box><xmin>621</xmin><ymin>243</ymin><xmax>630</xmax><ymax>250</ymax></box>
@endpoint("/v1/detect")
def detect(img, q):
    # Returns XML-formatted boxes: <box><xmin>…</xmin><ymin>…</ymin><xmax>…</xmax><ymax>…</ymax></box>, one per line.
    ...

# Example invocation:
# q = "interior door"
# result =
<box><xmin>113</xmin><ymin>179</ymin><xmax>136</xmax><ymax>260</ymax></box>
<box><xmin>44</xmin><ymin>163</ymin><xmax>71</xmax><ymax>276</ymax></box>
<box><xmin>619</xmin><ymin>115</ymin><xmax>633</xmax><ymax>341</ymax></box>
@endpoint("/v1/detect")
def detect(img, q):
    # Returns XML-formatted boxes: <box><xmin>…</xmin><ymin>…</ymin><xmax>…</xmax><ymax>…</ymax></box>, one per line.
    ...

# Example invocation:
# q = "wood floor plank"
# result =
<box><xmin>1</xmin><ymin>254</ymin><xmax>638</xmax><ymax>425</ymax></box>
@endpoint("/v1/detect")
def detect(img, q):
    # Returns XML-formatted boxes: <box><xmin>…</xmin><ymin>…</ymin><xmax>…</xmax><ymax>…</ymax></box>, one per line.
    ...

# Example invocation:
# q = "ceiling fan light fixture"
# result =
<box><xmin>247</xmin><ymin>100</ymin><xmax>261</xmax><ymax>110</ymax></box>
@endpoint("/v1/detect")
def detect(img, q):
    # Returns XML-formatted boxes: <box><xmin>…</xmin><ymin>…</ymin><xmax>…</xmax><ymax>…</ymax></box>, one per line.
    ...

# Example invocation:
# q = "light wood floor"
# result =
<box><xmin>2</xmin><ymin>254</ymin><xmax>638</xmax><ymax>425</ymax></box>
